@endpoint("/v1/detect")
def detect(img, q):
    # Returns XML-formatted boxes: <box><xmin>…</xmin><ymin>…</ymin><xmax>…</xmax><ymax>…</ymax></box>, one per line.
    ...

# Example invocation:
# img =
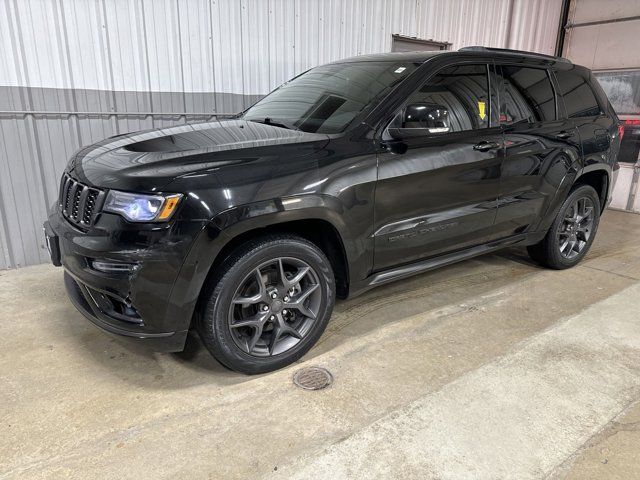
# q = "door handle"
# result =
<box><xmin>473</xmin><ymin>140</ymin><xmax>501</xmax><ymax>152</ymax></box>
<box><xmin>555</xmin><ymin>131</ymin><xmax>572</xmax><ymax>139</ymax></box>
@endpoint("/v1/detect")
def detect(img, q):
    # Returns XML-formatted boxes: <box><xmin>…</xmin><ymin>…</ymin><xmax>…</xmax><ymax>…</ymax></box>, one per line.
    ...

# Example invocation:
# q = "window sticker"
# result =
<box><xmin>478</xmin><ymin>101</ymin><xmax>487</xmax><ymax>120</ymax></box>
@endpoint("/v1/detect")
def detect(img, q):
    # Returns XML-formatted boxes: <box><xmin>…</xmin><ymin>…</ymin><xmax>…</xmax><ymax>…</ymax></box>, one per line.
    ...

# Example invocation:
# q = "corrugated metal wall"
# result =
<box><xmin>0</xmin><ymin>0</ymin><xmax>562</xmax><ymax>269</ymax></box>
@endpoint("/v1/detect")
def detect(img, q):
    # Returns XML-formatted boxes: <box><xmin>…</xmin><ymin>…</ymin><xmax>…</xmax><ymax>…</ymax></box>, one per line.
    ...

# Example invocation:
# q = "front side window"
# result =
<box><xmin>242</xmin><ymin>61</ymin><xmax>419</xmax><ymax>134</ymax></box>
<box><xmin>391</xmin><ymin>64</ymin><xmax>492</xmax><ymax>134</ymax></box>
<box><xmin>497</xmin><ymin>66</ymin><xmax>556</xmax><ymax>124</ymax></box>
<box><xmin>555</xmin><ymin>69</ymin><xmax>602</xmax><ymax>118</ymax></box>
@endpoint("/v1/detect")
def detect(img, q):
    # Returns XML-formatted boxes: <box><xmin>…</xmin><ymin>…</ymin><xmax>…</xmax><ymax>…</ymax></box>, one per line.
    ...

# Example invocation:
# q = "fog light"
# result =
<box><xmin>91</xmin><ymin>260</ymin><xmax>138</xmax><ymax>274</ymax></box>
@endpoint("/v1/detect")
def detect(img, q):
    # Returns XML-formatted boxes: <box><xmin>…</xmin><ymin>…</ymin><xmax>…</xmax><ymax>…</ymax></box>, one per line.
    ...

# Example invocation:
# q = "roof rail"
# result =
<box><xmin>459</xmin><ymin>46</ymin><xmax>570</xmax><ymax>63</ymax></box>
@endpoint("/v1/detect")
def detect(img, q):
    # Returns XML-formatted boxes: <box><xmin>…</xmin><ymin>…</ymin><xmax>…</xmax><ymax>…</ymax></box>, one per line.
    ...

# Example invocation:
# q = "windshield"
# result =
<box><xmin>242</xmin><ymin>61</ymin><xmax>419</xmax><ymax>134</ymax></box>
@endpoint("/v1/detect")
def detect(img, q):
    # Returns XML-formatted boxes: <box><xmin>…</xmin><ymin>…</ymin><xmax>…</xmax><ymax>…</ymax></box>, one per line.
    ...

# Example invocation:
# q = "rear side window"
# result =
<box><xmin>497</xmin><ymin>66</ymin><xmax>556</xmax><ymax>124</ymax></box>
<box><xmin>555</xmin><ymin>69</ymin><xmax>602</xmax><ymax>118</ymax></box>
<box><xmin>397</xmin><ymin>64</ymin><xmax>492</xmax><ymax>133</ymax></box>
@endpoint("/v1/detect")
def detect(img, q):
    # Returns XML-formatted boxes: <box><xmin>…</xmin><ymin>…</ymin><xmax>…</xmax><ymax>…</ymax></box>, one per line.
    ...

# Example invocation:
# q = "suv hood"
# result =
<box><xmin>67</xmin><ymin>119</ymin><xmax>330</xmax><ymax>191</ymax></box>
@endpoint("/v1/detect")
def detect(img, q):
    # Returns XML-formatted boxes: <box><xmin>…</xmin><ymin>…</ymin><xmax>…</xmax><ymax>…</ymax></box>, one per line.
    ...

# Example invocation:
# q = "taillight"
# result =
<box><xmin>618</xmin><ymin>124</ymin><xmax>625</xmax><ymax>141</ymax></box>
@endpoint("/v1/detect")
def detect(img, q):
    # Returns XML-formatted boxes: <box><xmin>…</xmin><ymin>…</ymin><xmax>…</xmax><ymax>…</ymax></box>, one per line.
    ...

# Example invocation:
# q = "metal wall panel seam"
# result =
<box><xmin>6</xmin><ymin>0</ymin><xmax>50</xmax><ymax>265</ymax></box>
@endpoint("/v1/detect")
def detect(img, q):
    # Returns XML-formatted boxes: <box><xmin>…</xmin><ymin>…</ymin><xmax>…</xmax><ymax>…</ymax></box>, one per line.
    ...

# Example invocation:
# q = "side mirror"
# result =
<box><xmin>387</xmin><ymin>103</ymin><xmax>451</xmax><ymax>140</ymax></box>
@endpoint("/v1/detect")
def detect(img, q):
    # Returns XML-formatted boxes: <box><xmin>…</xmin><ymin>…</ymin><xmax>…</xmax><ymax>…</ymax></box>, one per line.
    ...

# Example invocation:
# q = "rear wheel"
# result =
<box><xmin>198</xmin><ymin>235</ymin><xmax>335</xmax><ymax>374</ymax></box>
<box><xmin>527</xmin><ymin>184</ymin><xmax>600</xmax><ymax>269</ymax></box>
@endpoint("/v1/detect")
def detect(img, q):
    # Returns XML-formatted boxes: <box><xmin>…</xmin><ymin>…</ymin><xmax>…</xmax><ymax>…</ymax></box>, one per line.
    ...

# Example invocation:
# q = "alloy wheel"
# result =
<box><xmin>227</xmin><ymin>257</ymin><xmax>322</xmax><ymax>357</ymax></box>
<box><xmin>557</xmin><ymin>196</ymin><xmax>595</xmax><ymax>260</ymax></box>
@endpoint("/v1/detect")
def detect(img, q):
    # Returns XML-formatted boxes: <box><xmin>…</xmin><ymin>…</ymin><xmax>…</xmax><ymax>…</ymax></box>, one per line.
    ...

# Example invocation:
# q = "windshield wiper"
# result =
<box><xmin>247</xmin><ymin>117</ymin><xmax>300</xmax><ymax>131</ymax></box>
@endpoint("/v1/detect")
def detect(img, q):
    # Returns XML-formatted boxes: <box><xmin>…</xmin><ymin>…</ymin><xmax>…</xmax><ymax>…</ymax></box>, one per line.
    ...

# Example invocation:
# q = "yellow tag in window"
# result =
<box><xmin>478</xmin><ymin>101</ymin><xmax>487</xmax><ymax>120</ymax></box>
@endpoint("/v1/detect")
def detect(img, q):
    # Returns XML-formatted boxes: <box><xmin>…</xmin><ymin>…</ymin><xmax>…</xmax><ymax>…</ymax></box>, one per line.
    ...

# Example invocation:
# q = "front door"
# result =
<box><xmin>373</xmin><ymin>63</ymin><xmax>503</xmax><ymax>271</ymax></box>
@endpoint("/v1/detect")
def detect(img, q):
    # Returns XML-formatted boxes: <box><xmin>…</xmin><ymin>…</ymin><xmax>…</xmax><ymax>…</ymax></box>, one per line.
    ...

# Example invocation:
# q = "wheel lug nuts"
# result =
<box><xmin>282</xmin><ymin>309</ymin><xmax>288</xmax><ymax>315</ymax></box>
<box><xmin>262</xmin><ymin>305</ymin><xmax>269</xmax><ymax>311</ymax></box>
<box><xmin>271</xmin><ymin>293</ymin><xmax>277</xmax><ymax>299</ymax></box>
<box><xmin>270</xmin><ymin>315</ymin><xmax>275</xmax><ymax>320</ymax></box>
<box><xmin>284</xmin><ymin>296</ymin><xmax>290</xmax><ymax>302</ymax></box>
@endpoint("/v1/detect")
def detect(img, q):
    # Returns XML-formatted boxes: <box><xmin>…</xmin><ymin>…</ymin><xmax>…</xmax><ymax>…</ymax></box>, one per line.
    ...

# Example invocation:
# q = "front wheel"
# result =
<box><xmin>198</xmin><ymin>235</ymin><xmax>335</xmax><ymax>374</ymax></box>
<box><xmin>527</xmin><ymin>184</ymin><xmax>601</xmax><ymax>269</ymax></box>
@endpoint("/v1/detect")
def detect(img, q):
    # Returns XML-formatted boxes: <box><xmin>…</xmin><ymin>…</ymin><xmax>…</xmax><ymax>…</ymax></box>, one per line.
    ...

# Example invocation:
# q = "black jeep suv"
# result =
<box><xmin>44</xmin><ymin>47</ymin><xmax>621</xmax><ymax>373</ymax></box>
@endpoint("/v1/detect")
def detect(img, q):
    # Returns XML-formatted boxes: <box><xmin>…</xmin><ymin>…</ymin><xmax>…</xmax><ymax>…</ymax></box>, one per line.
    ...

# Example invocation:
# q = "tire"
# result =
<box><xmin>197</xmin><ymin>234</ymin><xmax>335</xmax><ymax>374</ymax></box>
<box><xmin>527</xmin><ymin>184</ymin><xmax>601</xmax><ymax>269</ymax></box>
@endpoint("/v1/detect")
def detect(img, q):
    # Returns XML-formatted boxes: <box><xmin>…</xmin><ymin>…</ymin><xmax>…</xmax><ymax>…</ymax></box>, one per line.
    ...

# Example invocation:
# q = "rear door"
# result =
<box><xmin>554</xmin><ymin>66</ymin><xmax>616</xmax><ymax>169</ymax></box>
<box><xmin>493</xmin><ymin>62</ymin><xmax>582</xmax><ymax>237</ymax></box>
<box><xmin>373</xmin><ymin>62</ymin><xmax>503</xmax><ymax>271</ymax></box>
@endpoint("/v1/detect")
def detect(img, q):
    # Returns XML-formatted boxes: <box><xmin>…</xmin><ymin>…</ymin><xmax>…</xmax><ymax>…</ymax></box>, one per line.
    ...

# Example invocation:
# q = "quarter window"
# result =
<box><xmin>555</xmin><ymin>69</ymin><xmax>602</xmax><ymax>118</ymax></box>
<box><xmin>394</xmin><ymin>64</ymin><xmax>492</xmax><ymax>133</ymax></box>
<box><xmin>497</xmin><ymin>66</ymin><xmax>556</xmax><ymax>124</ymax></box>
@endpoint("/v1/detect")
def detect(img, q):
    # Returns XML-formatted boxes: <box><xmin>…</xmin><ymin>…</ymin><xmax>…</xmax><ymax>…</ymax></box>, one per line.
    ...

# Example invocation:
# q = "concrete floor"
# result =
<box><xmin>1</xmin><ymin>210</ymin><xmax>639</xmax><ymax>480</ymax></box>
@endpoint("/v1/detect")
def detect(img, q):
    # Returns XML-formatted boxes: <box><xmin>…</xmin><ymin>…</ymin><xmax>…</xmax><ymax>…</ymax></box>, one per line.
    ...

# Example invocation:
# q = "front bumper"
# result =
<box><xmin>45</xmin><ymin>207</ymin><xmax>208</xmax><ymax>352</ymax></box>
<box><xmin>63</xmin><ymin>271</ymin><xmax>187</xmax><ymax>351</ymax></box>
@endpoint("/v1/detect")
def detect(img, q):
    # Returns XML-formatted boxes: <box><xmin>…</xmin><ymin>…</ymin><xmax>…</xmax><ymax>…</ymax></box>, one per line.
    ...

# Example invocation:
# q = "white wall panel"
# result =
<box><xmin>508</xmin><ymin>0</ymin><xmax>564</xmax><ymax>54</ymax></box>
<box><xmin>211</xmin><ymin>0</ymin><xmax>245</xmax><ymax>105</ymax></box>
<box><xmin>0</xmin><ymin>0</ymin><xmax>562</xmax><ymax>94</ymax></box>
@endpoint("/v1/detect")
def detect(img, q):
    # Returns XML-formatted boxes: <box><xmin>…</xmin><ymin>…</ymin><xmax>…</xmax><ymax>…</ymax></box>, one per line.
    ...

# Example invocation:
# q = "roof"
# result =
<box><xmin>330</xmin><ymin>50</ymin><xmax>445</xmax><ymax>64</ymax></box>
<box><xmin>331</xmin><ymin>46</ymin><xmax>571</xmax><ymax>65</ymax></box>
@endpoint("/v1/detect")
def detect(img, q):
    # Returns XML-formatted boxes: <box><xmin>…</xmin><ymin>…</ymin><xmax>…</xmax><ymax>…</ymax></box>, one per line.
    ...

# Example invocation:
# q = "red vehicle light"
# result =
<box><xmin>624</xmin><ymin>119</ymin><xmax>640</xmax><ymax>125</ymax></box>
<box><xmin>618</xmin><ymin>124</ymin><xmax>625</xmax><ymax>141</ymax></box>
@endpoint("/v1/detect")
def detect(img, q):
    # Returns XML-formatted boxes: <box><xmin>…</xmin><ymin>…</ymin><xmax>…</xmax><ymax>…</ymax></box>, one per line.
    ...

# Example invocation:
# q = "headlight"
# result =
<box><xmin>103</xmin><ymin>190</ymin><xmax>182</xmax><ymax>222</ymax></box>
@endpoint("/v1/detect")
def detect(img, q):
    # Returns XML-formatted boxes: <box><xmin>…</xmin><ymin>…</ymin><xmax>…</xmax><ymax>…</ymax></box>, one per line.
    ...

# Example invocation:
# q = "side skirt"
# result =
<box><xmin>349</xmin><ymin>233</ymin><xmax>528</xmax><ymax>298</ymax></box>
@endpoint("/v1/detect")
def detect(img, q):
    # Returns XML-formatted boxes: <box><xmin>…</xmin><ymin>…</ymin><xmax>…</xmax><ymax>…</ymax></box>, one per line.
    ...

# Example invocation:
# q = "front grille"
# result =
<box><xmin>59</xmin><ymin>174</ymin><xmax>105</xmax><ymax>228</ymax></box>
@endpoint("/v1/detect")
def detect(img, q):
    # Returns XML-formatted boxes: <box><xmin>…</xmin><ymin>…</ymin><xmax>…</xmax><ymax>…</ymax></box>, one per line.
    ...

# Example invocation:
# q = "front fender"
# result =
<box><xmin>163</xmin><ymin>194</ymin><xmax>370</xmax><ymax>331</ymax></box>
<box><xmin>212</xmin><ymin>194</ymin><xmax>350</xmax><ymax>237</ymax></box>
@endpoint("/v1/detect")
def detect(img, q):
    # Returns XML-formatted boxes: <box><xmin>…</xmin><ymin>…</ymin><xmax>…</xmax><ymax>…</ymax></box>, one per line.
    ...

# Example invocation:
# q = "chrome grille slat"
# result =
<box><xmin>59</xmin><ymin>174</ymin><xmax>104</xmax><ymax>228</ymax></box>
<box><xmin>76</xmin><ymin>186</ymin><xmax>89</xmax><ymax>221</ymax></box>
<box><xmin>83</xmin><ymin>190</ymin><xmax>99</xmax><ymax>223</ymax></box>
<box><xmin>62</xmin><ymin>177</ymin><xmax>74</xmax><ymax>213</ymax></box>
<box><xmin>71</xmin><ymin>184</ymin><xmax>82</xmax><ymax>219</ymax></box>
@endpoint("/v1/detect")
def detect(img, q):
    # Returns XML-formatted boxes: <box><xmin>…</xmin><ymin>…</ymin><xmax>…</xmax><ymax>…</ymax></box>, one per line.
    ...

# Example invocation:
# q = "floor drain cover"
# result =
<box><xmin>293</xmin><ymin>366</ymin><xmax>333</xmax><ymax>390</ymax></box>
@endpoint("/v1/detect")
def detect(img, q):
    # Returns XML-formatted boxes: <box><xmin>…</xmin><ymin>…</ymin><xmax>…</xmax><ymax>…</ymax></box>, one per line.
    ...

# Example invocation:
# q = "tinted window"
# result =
<box><xmin>497</xmin><ymin>66</ymin><xmax>556</xmax><ymax>124</ymax></box>
<box><xmin>243</xmin><ymin>61</ymin><xmax>419</xmax><ymax>134</ymax></box>
<box><xmin>555</xmin><ymin>69</ymin><xmax>602</xmax><ymax>118</ymax></box>
<box><xmin>395</xmin><ymin>64</ymin><xmax>491</xmax><ymax>133</ymax></box>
